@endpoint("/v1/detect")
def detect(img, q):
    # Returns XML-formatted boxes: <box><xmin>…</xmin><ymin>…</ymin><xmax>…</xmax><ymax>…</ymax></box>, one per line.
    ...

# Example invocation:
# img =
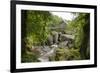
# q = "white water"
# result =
<box><xmin>38</xmin><ymin>45</ymin><xmax>58</xmax><ymax>62</ymax></box>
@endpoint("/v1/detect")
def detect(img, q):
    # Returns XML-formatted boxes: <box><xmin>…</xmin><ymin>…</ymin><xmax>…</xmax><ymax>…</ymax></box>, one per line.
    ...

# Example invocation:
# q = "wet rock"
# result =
<box><xmin>58</xmin><ymin>41</ymin><xmax>69</xmax><ymax>48</ymax></box>
<box><xmin>45</xmin><ymin>35</ymin><xmax>53</xmax><ymax>46</ymax></box>
<box><xmin>38</xmin><ymin>44</ymin><xmax>58</xmax><ymax>62</ymax></box>
<box><xmin>60</xmin><ymin>34</ymin><xmax>74</xmax><ymax>42</ymax></box>
<box><xmin>45</xmin><ymin>31</ymin><xmax>59</xmax><ymax>45</ymax></box>
<box><xmin>51</xmin><ymin>31</ymin><xmax>59</xmax><ymax>44</ymax></box>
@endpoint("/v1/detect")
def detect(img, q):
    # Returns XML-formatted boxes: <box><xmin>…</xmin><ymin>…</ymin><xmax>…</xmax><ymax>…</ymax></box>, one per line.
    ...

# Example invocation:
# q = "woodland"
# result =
<box><xmin>21</xmin><ymin>10</ymin><xmax>90</xmax><ymax>62</ymax></box>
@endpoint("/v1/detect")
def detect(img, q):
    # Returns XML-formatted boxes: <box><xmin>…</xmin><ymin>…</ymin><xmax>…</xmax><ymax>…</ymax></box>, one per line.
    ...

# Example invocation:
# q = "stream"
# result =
<box><xmin>38</xmin><ymin>45</ymin><xmax>58</xmax><ymax>62</ymax></box>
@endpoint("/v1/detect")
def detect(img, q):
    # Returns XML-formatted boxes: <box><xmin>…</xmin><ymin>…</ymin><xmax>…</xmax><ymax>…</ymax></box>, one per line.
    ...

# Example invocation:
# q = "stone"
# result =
<box><xmin>45</xmin><ymin>35</ymin><xmax>53</xmax><ymax>46</ymax></box>
<box><xmin>58</xmin><ymin>41</ymin><xmax>69</xmax><ymax>48</ymax></box>
<box><xmin>51</xmin><ymin>31</ymin><xmax>59</xmax><ymax>44</ymax></box>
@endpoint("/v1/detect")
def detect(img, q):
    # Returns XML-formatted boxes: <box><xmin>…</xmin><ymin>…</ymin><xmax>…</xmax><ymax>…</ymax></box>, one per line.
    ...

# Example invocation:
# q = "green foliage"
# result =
<box><xmin>21</xmin><ymin>46</ymin><xmax>41</xmax><ymax>63</ymax></box>
<box><xmin>21</xmin><ymin>10</ymin><xmax>90</xmax><ymax>62</ymax></box>
<box><xmin>49</xmin><ymin>48</ymin><xmax>80</xmax><ymax>61</ymax></box>
<box><xmin>66</xmin><ymin>13</ymin><xmax>90</xmax><ymax>59</ymax></box>
<box><xmin>21</xmin><ymin>10</ymin><xmax>54</xmax><ymax>62</ymax></box>
<box><xmin>22</xmin><ymin>10</ymin><xmax>64</xmax><ymax>48</ymax></box>
<box><xmin>24</xmin><ymin>35</ymin><xmax>40</xmax><ymax>49</ymax></box>
<box><xmin>25</xmin><ymin>11</ymin><xmax>52</xmax><ymax>45</ymax></box>
<box><xmin>21</xmin><ymin>10</ymin><xmax>64</xmax><ymax>62</ymax></box>
<box><xmin>49</xmin><ymin>15</ymin><xmax>63</xmax><ymax>27</ymax></box>
<box><xmin>21</xmin><ymin>52</ymin><xmax>40</xmax><ymax>63</ymax></box>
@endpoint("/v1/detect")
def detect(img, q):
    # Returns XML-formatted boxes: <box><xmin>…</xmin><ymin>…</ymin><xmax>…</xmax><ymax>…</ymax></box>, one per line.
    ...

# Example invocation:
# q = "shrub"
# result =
<box><xmin>21</xmin><ymin>51</ymin><xmax>40</xmax><ymax>63</ymax></box>
<box><xmin>49</xmin><ymin>48</ymin><xmax>81</xmax><ymax>61</ymax></box>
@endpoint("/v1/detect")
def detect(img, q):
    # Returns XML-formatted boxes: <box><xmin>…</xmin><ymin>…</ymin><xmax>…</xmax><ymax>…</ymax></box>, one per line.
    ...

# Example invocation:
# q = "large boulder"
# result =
<box><xmin>45</xmin><ymin>35</ymin><xmax>53</xmax><ymax>46</ymax></box>
<box><xmin>51</xmin><ymin>31</ymin><xmax>59</xmax><ymax>44</ymax></box>
<box><xmin>45</xmin><ymin>31</ymin><xmax>59</xmax><ymax>45</ymax></box>
<box><xmin>60</xmin><ymin>34</ymin><xmax>74</xmax><ymax>42</ymax></box>
<box><xmin>58</xmin><ymin>41</ymin><xmax>69</xmax><ymax>48</ymax></box>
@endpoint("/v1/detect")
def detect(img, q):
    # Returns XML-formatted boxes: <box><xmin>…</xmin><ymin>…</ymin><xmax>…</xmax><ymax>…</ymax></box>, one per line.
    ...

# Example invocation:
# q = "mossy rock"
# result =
<box><xmin>50</xmin><ymin>48</ymin><xmax>81</xmax><ymax>61</ymax></box>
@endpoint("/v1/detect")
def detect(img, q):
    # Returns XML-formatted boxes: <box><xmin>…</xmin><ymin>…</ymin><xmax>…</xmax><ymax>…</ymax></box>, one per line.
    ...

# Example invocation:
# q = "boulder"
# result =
<box><xmin>45</xmin><ymin>35</ymin><xmax>53</xmax><ymax>46</ymax></box>
<box><xmin>51</xmin><ymin>31</ymin><xmax>59</xmax><ymax>44</ymax></box>
<box><xmin>58</xmin><ymin>41</ymin><xmax>69</xmax><ymax>48</ymax></box>
<box><xmin>60</xmin><ymin>34</ymin><xmax>74</xmax><ymax>42</ymax></box>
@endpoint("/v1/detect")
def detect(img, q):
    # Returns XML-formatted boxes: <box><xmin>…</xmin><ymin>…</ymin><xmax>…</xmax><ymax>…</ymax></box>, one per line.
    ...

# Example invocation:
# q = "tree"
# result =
<box><xmin>67</xmin><ymin>13</ymin><xmax>90</xmax><ymax>59</ymax></box>
<box><xmin>24</xmin><ymin>10</ymin><xmax>53</xmax><ymax>47</ymax></box>
<box><xmin>21</xmin><ymin>10</ymin><xmax>53</xmax><ymax>62</ymax></box>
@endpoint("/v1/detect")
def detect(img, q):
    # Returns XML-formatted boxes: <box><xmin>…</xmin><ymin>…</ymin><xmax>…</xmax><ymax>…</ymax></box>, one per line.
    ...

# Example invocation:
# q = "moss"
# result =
<box><xmin>21</xmin><ymin>51</ymin><xmax>40</xmax><ymax>63</ymax></box>
<box><xmin>49</xmin><ymin>48</ymin><xmax>81</xmax><ymax>61</ymax></box>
